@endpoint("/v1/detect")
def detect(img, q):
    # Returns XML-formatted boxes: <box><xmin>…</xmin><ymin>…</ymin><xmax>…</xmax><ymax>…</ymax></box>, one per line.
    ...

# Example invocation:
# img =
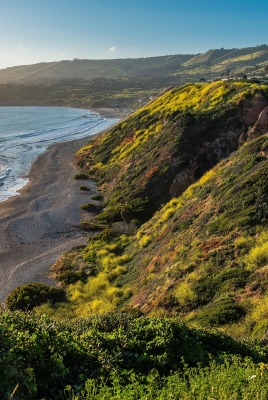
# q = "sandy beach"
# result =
<box><xmin>0</xmin><ymin>126</ymin><xmax>110</xmax><ymax>303</ymax></box>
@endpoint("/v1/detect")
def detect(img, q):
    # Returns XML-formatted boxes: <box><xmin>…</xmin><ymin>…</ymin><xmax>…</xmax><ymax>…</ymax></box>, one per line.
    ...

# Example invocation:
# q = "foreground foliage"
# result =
<box><xmin>6</xmin><ymin>283</ymin><xmax>65</xmax><ymax>311</ymax></box>
<box><xmin>67</xmin><ymin>357</ymin><xmax>268</xmax><ymax>400</ymax></box>
<box><xmin>1</xmin><ymin>311</ymin><xmax>267</xmax><ymax>399</ymax></box>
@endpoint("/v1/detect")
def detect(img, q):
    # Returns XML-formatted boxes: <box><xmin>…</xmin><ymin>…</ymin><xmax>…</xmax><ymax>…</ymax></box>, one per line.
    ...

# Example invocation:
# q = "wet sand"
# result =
<box><xmin>0</xmin><ymin>134</ymin><xmax>102</xmax><ymax>302</ymax></box>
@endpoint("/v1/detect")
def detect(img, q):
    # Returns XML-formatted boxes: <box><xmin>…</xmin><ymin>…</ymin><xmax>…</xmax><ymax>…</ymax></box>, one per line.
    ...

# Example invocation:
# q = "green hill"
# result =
<box><xmin>0</xmin><ymin>45</ymin><xmax>267</xmax><ymax>84</ymax></box>
<box><xmin>75</xmin><ymin>81</ymin><xmax>268</xmax><ymax>223</ymax></box>
<box><xmin>0</xmin><ymin>54</ymin><xmax>193</xmax><ymax>83</ymax></box>
<box><xmin>4</xmin><ymin>80</ymin><xmax>268</xmax><ymax>400</ymax></box>
<box><xmin>23</xmin><ymin>81</ymin><xmax>268</xmax><ymax>339</ymax></box>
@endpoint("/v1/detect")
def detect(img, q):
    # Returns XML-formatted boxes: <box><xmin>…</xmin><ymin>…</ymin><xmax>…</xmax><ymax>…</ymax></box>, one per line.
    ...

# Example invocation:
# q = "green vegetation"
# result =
<box><xmin>76</xmin><ymin>81</ymin><xmax>268</xmax><ymax>223</ymax></box>
<box><xmin>67</xmin><ymin>357</ymin><xmax>268</xmax><ymax>399</ymax></box>
<box><xmin>91</xmin><ymin>194</ymin><xmax>103</xmax><ymax>201</ymax></box>
<box><xmin>74</xmin><ymin>173</ymin><xmax>89</xmax><ymax>180</ymax></box>
<box><xmin>80</xmin><ymin>202</ymin><xmax>101</xmax><ymax>212</ymax></box>
<box><xmin>1</xmin><ymin>311</ymin><xmax>268</xmax><ymax>399</ymax></box>
<box><xmin>45</xmin><ymin>82</ymin><xmax>268</xmax><ymax>337</ymax></box>
<box><xmin>4</xmin><ymin>79</ymin><xmax>268</xmax><ymax>398</ymax></box>
<box><xmin>6</xmin><ymin>283</ymin><xmax>65</xmax><ymax>311</ymax></box>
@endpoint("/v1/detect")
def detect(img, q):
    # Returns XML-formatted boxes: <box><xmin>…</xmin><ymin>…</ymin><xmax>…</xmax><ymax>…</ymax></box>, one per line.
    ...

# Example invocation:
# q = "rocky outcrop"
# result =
<box><xmin>247</xmin><ymin>106</ymin><xmax>268</xmax><ymax>139</ymax></box>
<box><xmin>242</xmin><ymin>92</ymin><xmax>268</xmax><ymax>125</ymax></box>
<box><xmin>170</xmin><ymin>94</ymin><xmax>268</xmax><ymax>198</ymax></box>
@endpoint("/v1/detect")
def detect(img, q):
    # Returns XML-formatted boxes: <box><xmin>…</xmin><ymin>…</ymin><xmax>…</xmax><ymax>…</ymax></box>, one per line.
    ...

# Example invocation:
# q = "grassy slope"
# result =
<box><xmin>76</xmin><ymin>81</ymin><xmax>268</xmax><ymax>223</ymax></box>
<box><xmin>4</xmin><ymin>80</ymin><xmax>268</xmax><ymax>399</ymax></box>
<box><xmin>36</xmin><ymin>81</ymin><xmax>268</xmax><ymax>339</ymax></box>
<box><xmin>127</xmin><ymin>134</ymin><xmax>268</xmax><ymax>333</ymax></box>
<box><xmin>67</xmin><ymin>138</ymin><xmax>268</xmax><ymax>338</ymax></box>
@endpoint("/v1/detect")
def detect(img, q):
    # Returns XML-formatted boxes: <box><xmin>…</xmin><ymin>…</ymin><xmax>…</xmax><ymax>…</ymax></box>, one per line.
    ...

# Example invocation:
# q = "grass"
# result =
<box><xmin>67</xmin><ymin>356</ymin><xmax>268</xmax><ymax>399</ymax></box>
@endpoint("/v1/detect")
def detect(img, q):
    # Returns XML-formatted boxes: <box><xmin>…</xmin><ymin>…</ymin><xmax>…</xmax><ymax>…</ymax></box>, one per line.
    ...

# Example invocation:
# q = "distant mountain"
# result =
<box><xmin>42</xmin><ymin>81</ymin><xmax>268</xmax><ymax>338</ymax></box>
<box><xmin>0</xmin><ymin>45</ymin><xmax>268</xmax><ymax>110</ymax></box>
<box><xmin>0</xmin><ymin>45</ymin><xmax>267</xmax><ymax>84</ymax></box>
<box><xmin>0</xmin><ymin>54</ymin><xmax>193</xmax><ymax>83</ymax></box>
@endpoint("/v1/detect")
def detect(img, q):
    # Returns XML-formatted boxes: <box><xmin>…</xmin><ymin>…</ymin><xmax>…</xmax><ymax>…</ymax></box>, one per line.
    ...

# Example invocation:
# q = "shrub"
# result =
<box><xmin>67</xmin><ymin>356</ymin><xmax>268</xmax><ymax>400</ymax></box>
<box><xmin>195</xmin><ymin>296</ymin><xmax>245</xmax><ymax>326</ymax></box>
<box><xmin>80</xmin><ymin>185</ymin><xmax>90</xmax><ymax>191</ymax></box>
<box><xmin>74</xmin><ymin>173</ymin><xmax>89</xmax><ymax>180</ymax></box>
<box><xmin>139</xmin><ymin>235</ymin><xmax>151</xmax><ymax>248</ymax></box>
<box><xmin>0</xmin><ymin>312</ymin><xmax>264</xmax><ymax>399</ymax></box>
<box><xmin>6</xmin><ymin>283</ymin><xmax>66</xmax><ymax>311</ymax></box>
<box><xmin>81</xmin><ymin>202</ymin><xmax>102</xmax><ymax>212</ymax></box>
<box><xmin>91</xmin><ymin>194</ymin><xmax>103</xmax><ymax>201</ymax></box>
<box><xmin>80</xmin><ymin>221</ymin><xmax>106</xmax><ymax>232</ymax></box>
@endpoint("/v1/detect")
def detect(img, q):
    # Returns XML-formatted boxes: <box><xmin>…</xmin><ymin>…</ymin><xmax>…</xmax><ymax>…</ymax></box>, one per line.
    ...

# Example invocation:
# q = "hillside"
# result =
<box><xmin>20</xmin><ymin>81</ymin><xmax>268</xmax><ymax>339</ymax></box>
<box><xmin>4</xmin><ymin>79</ymin><xmax>268</xmax><ymax>399</ymax></box>
<box><xmin>0</xmin><ymin>45</ymin><xmax>268</xmax><ymax>110</ymax></box>
<box><xmin>76</xmin><ymin>81</ymin><xmax>268</xmax><ymax>223</ymax></box>
<box><xmin>0</xmin><ymin>54</ymin><xmax>193</xmax><ymax>83</ymax></box>
<box><xmin>0</xmin><ymin>45</ymin><xmax>268</xmax><ymax>84</ymax></box>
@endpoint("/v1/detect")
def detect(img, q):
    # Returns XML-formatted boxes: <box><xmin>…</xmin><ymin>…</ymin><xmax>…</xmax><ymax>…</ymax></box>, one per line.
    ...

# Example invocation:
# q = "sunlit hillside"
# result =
<box><xmin>21</xmin><ymin>81</ymin><xmax>268</xmax><ymax>341</ymax></box>
<box><xmin>4</xmin><ymin>78</ymin><xmax>268</xmax><ymax>400</ymax></box>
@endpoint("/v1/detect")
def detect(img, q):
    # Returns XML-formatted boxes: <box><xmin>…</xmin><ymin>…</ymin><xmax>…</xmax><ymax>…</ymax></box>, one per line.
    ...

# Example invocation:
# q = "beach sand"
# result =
<box><xmin>0</xmin><ymin>133</ymin><xmax>104</xmax><ymax>303</ymax></box>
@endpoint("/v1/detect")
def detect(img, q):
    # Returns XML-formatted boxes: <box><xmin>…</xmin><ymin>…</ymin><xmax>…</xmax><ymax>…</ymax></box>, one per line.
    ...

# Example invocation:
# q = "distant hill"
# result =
<box><xmin>0</xmin><ymin>54</ymin><xmax>193</xmax><ymax>83</ymax></box>
<box><xmin>0</xmin><ymin>45</ymin><xmax>267</xmax><ymax>84</ymax></box>
<box><xmin>0</xmin><ymin>45</ymin><xmax>268</xmax><ymax>110</ymax></box>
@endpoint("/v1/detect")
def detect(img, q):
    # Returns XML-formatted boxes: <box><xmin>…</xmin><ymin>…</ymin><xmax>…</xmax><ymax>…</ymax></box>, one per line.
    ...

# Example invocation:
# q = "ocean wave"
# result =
<box><xmin>0</xmin><ymin>106</ymin><xmax>116</xmax><ymax>203</ymax></box>
<box><xmin>1</xmin><ymin>118</ymin><xmax>106</xmax><ymax>151</ymax></box>
<box><xmin>0</xmin><ymin>165</ymin><xmax>11</xmax><ymax>180</ymax></box>
<box><xmin>15</xmin><ymin>115</ymin><xmax>105</xmax><ymax>141</ymax></box>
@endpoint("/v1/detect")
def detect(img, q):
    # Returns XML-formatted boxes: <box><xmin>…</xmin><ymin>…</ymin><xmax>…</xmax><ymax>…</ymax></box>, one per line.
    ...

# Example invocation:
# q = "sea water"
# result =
<box><xmin>0</xmin><ymin>106</ymin><xmax>117</xmax><ymax>202</ymax></box>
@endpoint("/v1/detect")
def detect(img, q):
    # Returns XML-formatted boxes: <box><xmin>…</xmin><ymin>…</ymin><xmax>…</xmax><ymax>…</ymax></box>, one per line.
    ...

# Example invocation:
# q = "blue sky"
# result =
<box><xmin>0</xmin><ymin>0</ymin><xmax>268</xmax><ymax>68</ymax></box>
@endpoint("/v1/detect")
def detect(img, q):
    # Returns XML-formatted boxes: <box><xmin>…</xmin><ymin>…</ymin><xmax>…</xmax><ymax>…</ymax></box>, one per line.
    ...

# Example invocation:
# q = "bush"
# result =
<box><xmin>67</xmin><ymin>356</ymin><xmax>268</xmax><ymax>400</ymax></box>
<box><xmin>80</xmin><ymin>185</ymin><xmax>90</xmax><ymax>191</ymax></box>
<box><xmin>6</xmin><ymin>283</ymin><xmax>66</xmax><ymax>311</ymax></box>
<box><xmin>91</xmin><ymin>194</ymin><xmax>103</xmax><ymax>201</ymax></box>
<box><xmin>74</xmin><ymin>173</ymin><xmax>89</xmax><ymax>180</ymax></box>
<box><xmin>80</xmin><ymin>220</ymin><xmax>107</xmax><ymax>232</ymax></box>
<box><xmin>0</xmin><ymin>312</ymin><xmax>264</xmax><ymax>399</ymax></box>
<box><xmin>195</xmin><ymin>296</ymin><xmax>245</xmax><ymax>326</ymax></box>
<box><xmin>80</xmin><ymin>202</ymin><xmax>102</xmax><ymax>212</ymax></box>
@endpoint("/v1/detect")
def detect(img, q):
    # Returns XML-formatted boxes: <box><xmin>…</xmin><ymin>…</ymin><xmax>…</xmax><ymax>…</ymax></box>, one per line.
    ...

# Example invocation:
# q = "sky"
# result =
<box><xmin>0</xmin><ymin>0</ymin><xmax>268</xmax><ymax>69</ymax></box>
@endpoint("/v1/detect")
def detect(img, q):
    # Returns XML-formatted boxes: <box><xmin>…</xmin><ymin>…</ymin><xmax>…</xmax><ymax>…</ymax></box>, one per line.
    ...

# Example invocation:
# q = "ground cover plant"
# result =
<box><xmin>67</xmin><ymin>357</ymin><xmax>268</xmax><ymax>400</ymax></box>
<box><xmin>1</xmin><ymin>311</ymin><xmax>268</xmax><ymax>399</ymax></box>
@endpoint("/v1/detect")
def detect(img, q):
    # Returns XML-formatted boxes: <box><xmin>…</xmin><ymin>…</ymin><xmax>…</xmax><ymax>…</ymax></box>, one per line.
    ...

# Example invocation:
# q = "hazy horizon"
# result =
<box><xmin>1</xmin><ymin>0</ymin><xmax>268</xmax><ymax>69</ymax></box>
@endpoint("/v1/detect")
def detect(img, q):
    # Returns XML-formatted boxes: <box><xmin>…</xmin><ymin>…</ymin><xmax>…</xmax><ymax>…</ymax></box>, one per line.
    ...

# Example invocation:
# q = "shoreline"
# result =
<box><xmin>0</xmin><ymin>108</ymin><xmax>125</xmax><ymax>302</ymax></box>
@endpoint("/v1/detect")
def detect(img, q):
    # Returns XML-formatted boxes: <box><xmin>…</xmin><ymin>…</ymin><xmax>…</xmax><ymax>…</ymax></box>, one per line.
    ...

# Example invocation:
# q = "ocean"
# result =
<box><xmin>0</xmin><ymin>106</ymin><xmax>117</xmax><ymax>202</ymax></box>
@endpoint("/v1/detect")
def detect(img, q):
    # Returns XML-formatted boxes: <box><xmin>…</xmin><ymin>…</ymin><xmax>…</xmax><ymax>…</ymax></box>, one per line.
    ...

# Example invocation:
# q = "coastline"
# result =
<box><xmin>0</xmin><ymin>108</ymin><xmax>125</xmax><ymax>302</ymax></box>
